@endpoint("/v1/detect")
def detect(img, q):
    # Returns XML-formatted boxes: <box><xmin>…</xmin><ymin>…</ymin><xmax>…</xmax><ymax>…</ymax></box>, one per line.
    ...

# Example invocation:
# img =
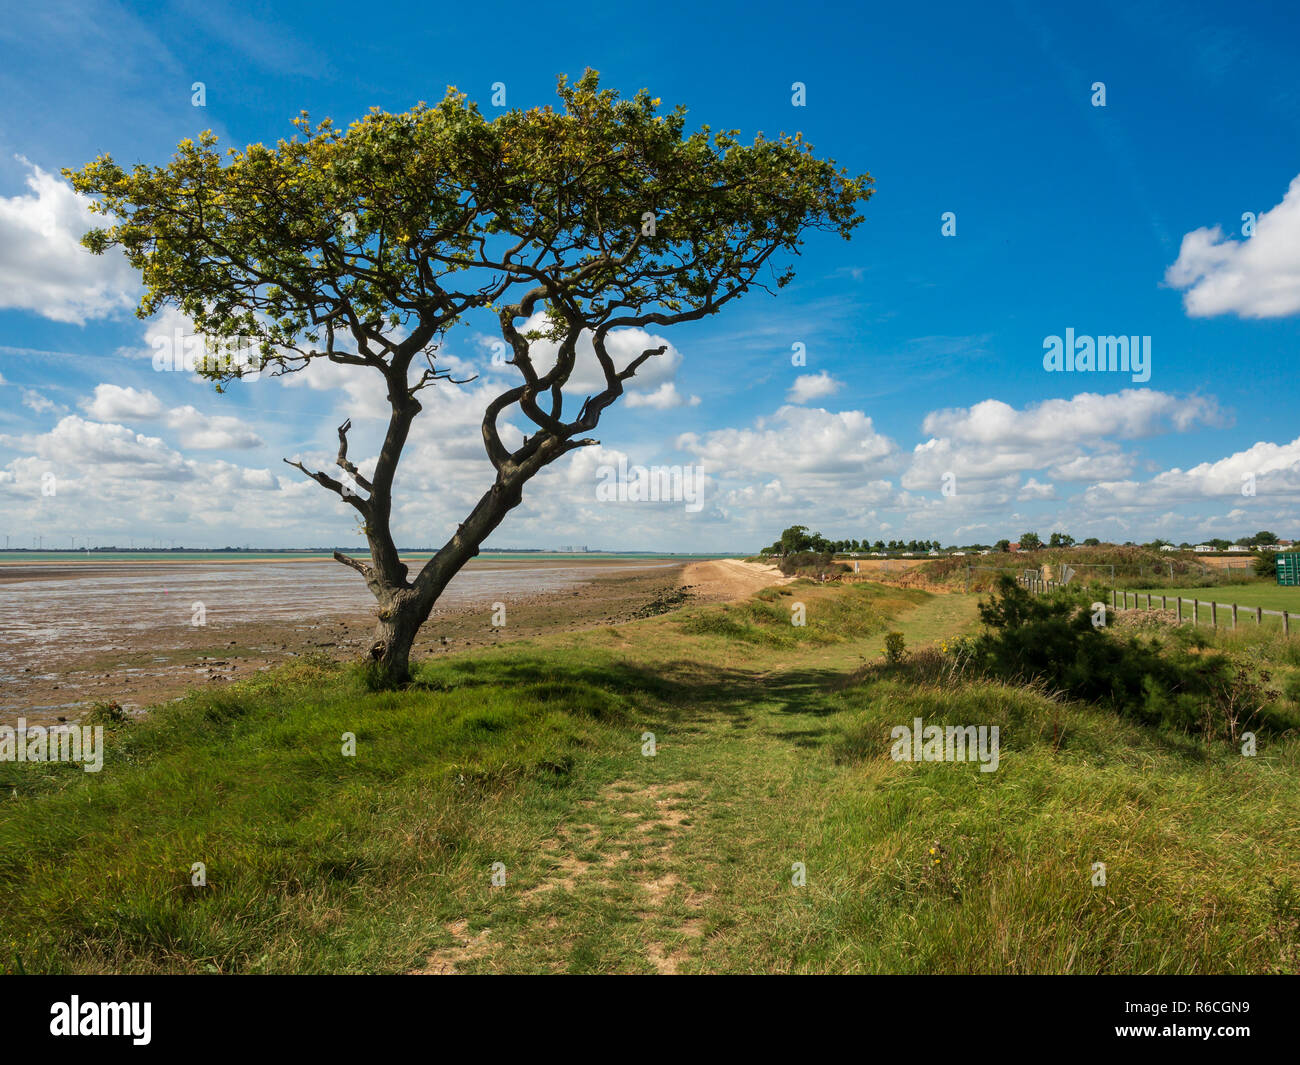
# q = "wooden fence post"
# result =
<box><xmin>1286</xmin><ymin>611</ymin><xmax>1291</xmax><ymax>636</ymax></box>
<box><xmin>1177</xmin><ymin>598</ymin><xmax>1183</xmax><ymax>622</ymax></box>
<box><xmin>1162</xmin><ymin>595</ymin><xmax>1167</xmax><ymax>610</ymax></box>
<box><xmin>1194</xmin><ymin>599</ymin><xmax>1199</xmax><ymax>626</ymax></box>
<box><xmin>1232</xmin><ymin>603</ymin><xmax>1238</xmax><ymax>629</ymax></box>
<box><xmin>1211</xmin><ymin>601</ymin><xmax>1217</xmax><ymax>628</ymax></box>
<box><xmin>1257</xmin><ymin>606</ymin><xmax>1263</xmax><ymax>626</ymax></box>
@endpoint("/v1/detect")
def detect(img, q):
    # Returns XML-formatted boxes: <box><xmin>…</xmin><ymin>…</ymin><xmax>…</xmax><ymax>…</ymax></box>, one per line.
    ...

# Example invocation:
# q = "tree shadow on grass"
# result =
<box><xmin>409</xmin><ymin>653</ymin><xmax>852</xmax><ymax>739</ymax></box>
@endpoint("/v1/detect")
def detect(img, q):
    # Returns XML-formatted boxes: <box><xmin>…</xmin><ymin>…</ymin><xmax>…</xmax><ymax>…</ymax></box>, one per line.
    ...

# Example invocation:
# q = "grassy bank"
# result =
<box><xmin>2</xmin><ymin>581</ymin><xmax>1297</xmax><ymax>974</ymax></box>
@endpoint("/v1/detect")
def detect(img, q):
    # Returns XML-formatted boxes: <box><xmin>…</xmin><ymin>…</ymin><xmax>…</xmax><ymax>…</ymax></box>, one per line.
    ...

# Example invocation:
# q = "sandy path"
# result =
<box><xmin>680</xmin><ymin>558</ymin><xmax>791</xmax><ymax>602</ymax></box>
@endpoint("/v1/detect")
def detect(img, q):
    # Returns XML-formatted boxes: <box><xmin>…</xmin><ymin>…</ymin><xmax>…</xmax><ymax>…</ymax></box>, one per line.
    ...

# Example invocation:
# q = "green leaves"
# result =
<box><xmin>65</xmin><ymin>71</ymin><xmax>872</xmax><ymax>384</ymax></box>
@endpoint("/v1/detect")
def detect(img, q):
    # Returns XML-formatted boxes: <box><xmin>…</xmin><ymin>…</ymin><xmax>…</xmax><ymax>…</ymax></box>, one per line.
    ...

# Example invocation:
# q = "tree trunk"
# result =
<box><xmin>360</xmin><ymin>442</ymin><xmax>544</xmax><ymax>688</ymax></box>
<box><xmin>367</xmin><ymin>592</ymin><xmax>424</xmax><ymax>687</ymax></box>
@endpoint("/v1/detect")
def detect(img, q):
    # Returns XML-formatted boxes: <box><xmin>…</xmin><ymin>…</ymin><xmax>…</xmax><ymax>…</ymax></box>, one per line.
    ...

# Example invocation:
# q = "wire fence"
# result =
<box><xmin>1015</xmin><ymin>576</ymin><xmax>1297</xmax><ymax>635</ymax></box>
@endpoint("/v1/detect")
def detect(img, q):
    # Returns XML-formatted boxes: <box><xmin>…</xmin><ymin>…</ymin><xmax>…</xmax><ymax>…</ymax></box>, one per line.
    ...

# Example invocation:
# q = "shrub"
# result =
<box><xmin>883</xmin><ymin>631</ymin><xmax>906</xmax><ymax>664</ymax></box>
<box><xmin>972</xmin><ymin>577</ymin><xmax>1294</xmax><ymax>739</ymax></box>
<box><xmin>777</xmin><ymin>551</ymin><xmax>848</xmax><ymax>579</ymax></box>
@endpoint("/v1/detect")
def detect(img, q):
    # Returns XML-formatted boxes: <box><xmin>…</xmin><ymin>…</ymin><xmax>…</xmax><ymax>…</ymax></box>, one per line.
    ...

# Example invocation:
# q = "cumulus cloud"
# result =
<box><xmin>625</xmin><ymin>382</ymin><xmax>700</xmax><ymax>410</ymax></box>
<box><xmin>679</xmin><ymin>405</ymin><xmax>900</xmax><ymax>480</ymax></box>
<box><xmin>164</xmin><ymin>406</ymin><xmax>264</xmax><ymax>450</ymax></box>
<box><xmin>787</xmin><ymin>371</ymin><xmax>842</xmax><ymax>404</ymax></box>
<box><xmin>0</xmin><ymin>160</ymin><xmax>138</xmax><ymax>324</ymax></box>
<box><xmin>1166</xmin><ymin>174</ymin><xmax>1300</xmax><ymax>318</ymax></box>
<box><xmin>1</xmin><ymin>415</ymin><xmax>193</xmax><ymax>481</ymax></box>
<box><xmin>903</xmin><ymin>390</ymin><xmax>1222</xmax><ymax>493</ymax></box>
<box><xmin>1084</xmin><ymin>437</ymin><xmax>1300</xmax><ymax>509</ymax></box>
<box><xmin>921</xmin><ymin>390</ymin><xmax>1221</xmax><ymax>444</ymax></box>
<box><xmin>82</xmin><ymin>384</ymin><xmax>164</xmax><ymax>421</ymax></box>
<box><xmin>1017</xmin><ymin>477</ymin><xmax>1056</xmax><ymax>501</ymax></box>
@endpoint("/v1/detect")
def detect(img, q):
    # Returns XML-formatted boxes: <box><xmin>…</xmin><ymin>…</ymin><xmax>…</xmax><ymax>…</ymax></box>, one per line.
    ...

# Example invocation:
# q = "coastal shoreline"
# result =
<box><xmin>0</xmin><ymin>558</ymin><xmax>784</xmax><ymax>727</ymax></box>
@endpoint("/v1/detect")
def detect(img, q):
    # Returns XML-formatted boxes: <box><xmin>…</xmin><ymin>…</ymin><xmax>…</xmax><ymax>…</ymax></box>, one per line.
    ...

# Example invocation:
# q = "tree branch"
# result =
<box><xmin>335</xmin><ymin>418</ymin><xmax>374</xmax><ymax>494</ymax></box>
<box><xmin>283</xmin><ymin>457</ymin><xmax>371</xmax><ymax>516</ymax></box>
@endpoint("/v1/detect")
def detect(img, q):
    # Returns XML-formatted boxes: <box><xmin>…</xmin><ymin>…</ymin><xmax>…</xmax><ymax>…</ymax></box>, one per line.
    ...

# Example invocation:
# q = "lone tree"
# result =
<box><xmin>68</xmin><ymin>71</ymin><xmax>871</xmax><ymax>685</ymax></box>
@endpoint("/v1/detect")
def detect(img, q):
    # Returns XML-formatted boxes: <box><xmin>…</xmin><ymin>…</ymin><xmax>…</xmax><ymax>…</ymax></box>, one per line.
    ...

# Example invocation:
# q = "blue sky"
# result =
<box><xmin>2</xmin><ymin>0</ymin><xmax>1299</xmax><ymax>551</ymax></box>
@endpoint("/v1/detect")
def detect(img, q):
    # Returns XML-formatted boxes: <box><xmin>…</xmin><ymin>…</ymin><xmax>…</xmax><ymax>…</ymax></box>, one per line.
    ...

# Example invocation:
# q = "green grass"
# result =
<box><xmin>1130</xmin><ymin>583</ymin><xmax>1300</xmax><ymax>612</ymax></box>
<box><xmin>1</xmin><ymin>583</ymin><xmax>1297</xmax><ymax>974</ymax></box>
<box><xmin>1125</xmin><ymin>584</ymin><xmax>1300</xmax><ymax>635</ymax></box>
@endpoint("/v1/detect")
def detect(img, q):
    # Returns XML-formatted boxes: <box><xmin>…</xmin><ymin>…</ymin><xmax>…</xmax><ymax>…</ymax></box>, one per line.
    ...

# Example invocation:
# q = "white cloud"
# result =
<box><xmin>1017</xmin><ymin>477</ymin><xmax>1056</xmax><ymax>501</ymax></box>
<box><xmin>921</xmin><ymin>390</ymin><xmax>1220</xmax><ymax>444</ymax></box>
<box><xmin>0</xmin><ymin>159</ymin><xmax>137</xmax><ymax>324</ymax></box>
<box><xmin>2</xmin><ymin>415</ymin><xmax>193</xmax><ymax>480</ymax></box>
<box><xmin>1166</xmin><ymin>173</ymin><xmax>1300</xmax><ymax>318</ymax></box>
<box><xmin>164</xmin><ymin>406</ymin><xmax>264</xmax><ymax>450</ymax></box>
<box><xmin>625</xmin><ymin>382</ymin><xmax>700</xmax><ymax>409</ymax></box>
<box><xmin>21</xmin><ymin>388</ymin><xmax>63</xmax><ymax>415</ymax></box>
<box><xmin>903</xmin><ymin>390</ymin><xmax>1221</xmax><ymax>494</ymax></box>
<box><xmin>82</xmin><ymin>383</ymin><xmax>164</xmax><ymax>421</ymax></box>
<box><xmin>787</xmin><ymin>371</ymin><xmax>842</xmax><ymax>404</ymax></box>
<box><xmin>679</xmin><ymin>405</ymin><xmax>900</xmax><ymax>481</ymax></box>
<box><xmin>1084</xmin><ymin>437</ymin><xmax>1300</xmax><ymax>508</ymax></box>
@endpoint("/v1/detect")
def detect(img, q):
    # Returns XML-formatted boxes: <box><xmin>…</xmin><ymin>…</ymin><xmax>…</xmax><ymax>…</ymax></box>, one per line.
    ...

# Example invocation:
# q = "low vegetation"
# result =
<box><xmin>2</xmin><ymin>577</ymin><xmax>1296</xmax><ymax>974</ymax></box>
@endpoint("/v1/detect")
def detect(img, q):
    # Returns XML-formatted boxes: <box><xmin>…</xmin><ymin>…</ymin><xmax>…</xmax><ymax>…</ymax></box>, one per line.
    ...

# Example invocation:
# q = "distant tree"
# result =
<box><xmin>1019</xmin><ymin>532</ymin><xmax>1043</xmax><ymax>551</ymax></box>
<box><xmin>1048</xmin><ymin>531</ymin><xmax>1075</xmax><ymax>548</ymax></box>
<box><xmin>68</xmin><ymin>72</ymin><xmax>870</xmax><ymax>686</ymax></box>
<box><xmin>995</xmin><ymin>539</ymin><xmax>1011</xmax><ymax>553</ymax></box>
<box><xmin>872</xmin><ymin>540</ymin><xmax>885</xmax><ymax>553</ymax></box>
<box><xmin>778</xmin><ymin>526</ymin><xmax>815</xmax><ymax>555</ymax></box>
<box><xmin>1256</xmin><ymin>530</ymin><xmax>1279</xmax><ymax>545</ymax></box>
<box><xmin>1082</xmin><ymin>537</ymin><xmax>1101</xmax><ymax>547</ymax></box>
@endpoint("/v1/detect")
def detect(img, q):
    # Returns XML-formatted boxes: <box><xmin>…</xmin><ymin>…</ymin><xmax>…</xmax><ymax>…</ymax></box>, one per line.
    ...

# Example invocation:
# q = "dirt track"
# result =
<box><xmin>680</xmin><ymin>558</ymin><xmax>791</xmax><ymax>602</ymax></box>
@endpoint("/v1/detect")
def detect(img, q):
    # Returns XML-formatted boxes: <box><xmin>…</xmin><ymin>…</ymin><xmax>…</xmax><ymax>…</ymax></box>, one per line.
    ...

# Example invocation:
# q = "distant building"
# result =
<box><xmin>1008</xmin><ymin>542</ymin><xmax>1021</xmax><ymax>552</ymax></box>
<box><xmin>1227</xmin><ymin>545</ymin><xmax>1248</xmax><ymax>552</ymax></box>
<box><xmin>1193</xmin><ymin>544</ymin><xmax>1213</xmax><ymax>553</ymax></box>
<box><xmin>1160</xmin><ymin>544</ymin><xmax>1177</xmax><ymax>551</ymax></box>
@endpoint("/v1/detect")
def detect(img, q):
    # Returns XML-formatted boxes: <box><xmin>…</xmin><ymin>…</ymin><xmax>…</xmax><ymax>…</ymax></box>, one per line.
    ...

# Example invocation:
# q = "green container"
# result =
<box><xmin>1278</xmin><ymin>553</ymin><xmax>1300</xmax><ymax>586</ymax></box>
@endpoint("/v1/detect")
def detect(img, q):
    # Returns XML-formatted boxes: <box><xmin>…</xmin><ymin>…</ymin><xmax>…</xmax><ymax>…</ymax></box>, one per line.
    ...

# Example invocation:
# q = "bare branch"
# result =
<box><xmin>335</xmin><ymin>418</ymin><xmax>374</xmax><ymax>494</ymax></box>
<box><xmin>283</xmin><ymin>457</ymin><xmax>371</xmax><ymax>516</ymax></box>
<box><xmin>332</xmin><ymin>550</ymin><xmax>374</xmax><ymax>578</ymax></box>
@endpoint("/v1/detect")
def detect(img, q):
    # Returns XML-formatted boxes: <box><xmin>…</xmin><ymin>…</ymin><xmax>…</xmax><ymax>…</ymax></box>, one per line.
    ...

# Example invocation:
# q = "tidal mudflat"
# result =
<box><xmin>0</xmin><ymin>557</ymin><xmax>688</xmax><ymax>725</ymax></box>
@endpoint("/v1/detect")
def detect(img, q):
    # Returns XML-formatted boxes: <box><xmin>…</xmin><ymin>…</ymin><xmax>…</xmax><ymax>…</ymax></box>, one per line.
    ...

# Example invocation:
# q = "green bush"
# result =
<box><xmin>972</xmin><ymin>577</ymin><xmax>1296</xmax><ymax>740</ymax></box>
<box><xmin>883</xmin><ymin>631</ymin><xmax>906</xmax><ymax>665</ymax></box>
<box><xmin>777</xmin><ymin>551</ymin><xmax>847</xmax><ymax>579</ymax></box>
